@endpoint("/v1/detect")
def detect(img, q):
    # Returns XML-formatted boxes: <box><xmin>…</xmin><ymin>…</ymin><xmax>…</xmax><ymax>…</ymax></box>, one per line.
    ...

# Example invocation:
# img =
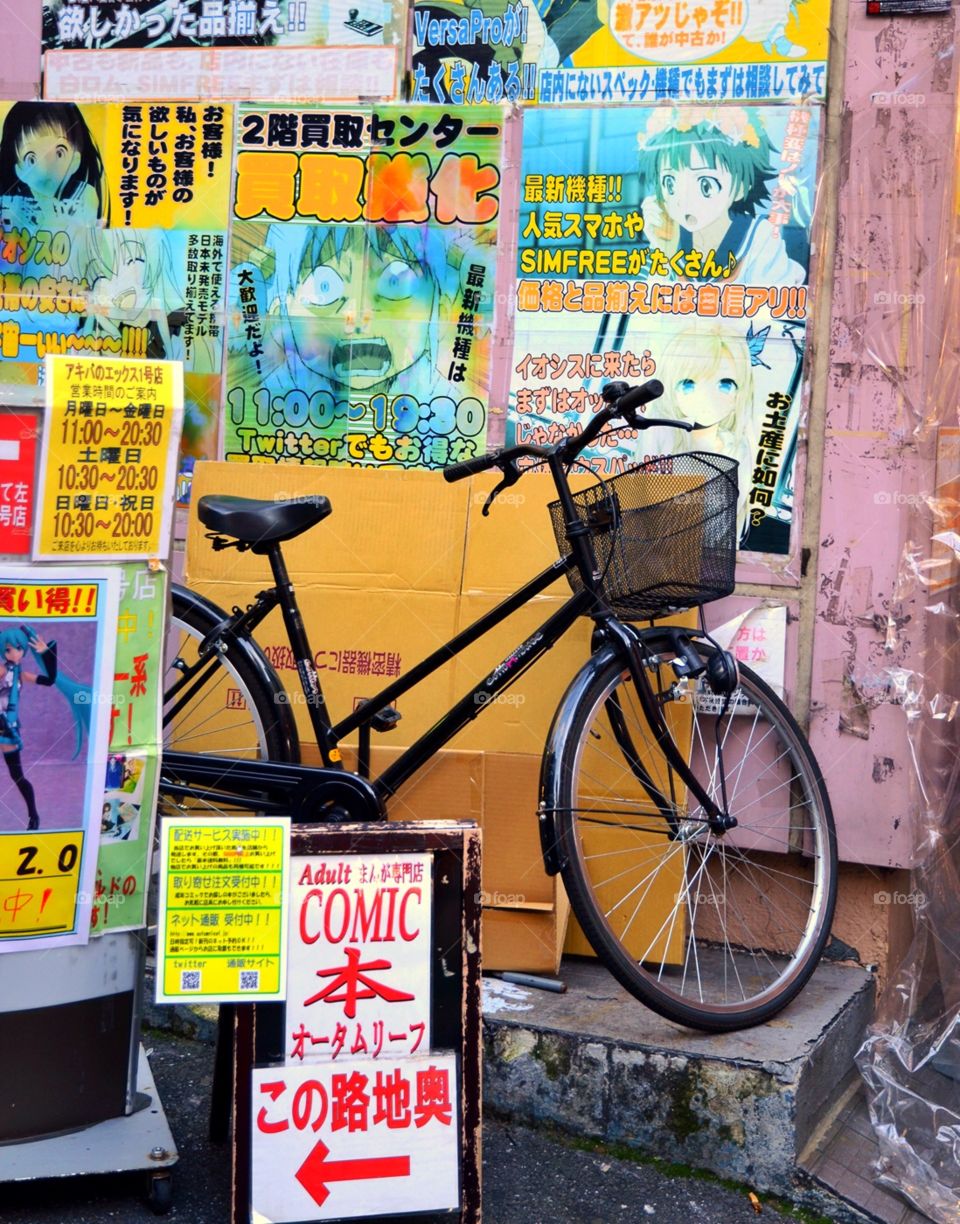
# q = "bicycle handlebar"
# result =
<box><xmin>442</xmin><ymin>378</ymin><xmax>703</xmax><ymax>486</ymax></box>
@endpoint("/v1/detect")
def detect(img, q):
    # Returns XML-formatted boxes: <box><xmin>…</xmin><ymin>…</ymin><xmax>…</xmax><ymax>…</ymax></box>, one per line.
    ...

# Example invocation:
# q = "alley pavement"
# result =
<box><xmin>0</xmin><ymin>1029</ymin><xmax>811</xmax><ymax>1224</ymax></box>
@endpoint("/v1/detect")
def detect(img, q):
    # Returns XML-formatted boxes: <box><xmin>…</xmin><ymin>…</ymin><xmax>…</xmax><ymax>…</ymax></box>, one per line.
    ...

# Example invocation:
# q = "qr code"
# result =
<box><xmin>180</xmin><ymin>970</ymin><xmax>201</xmax><ymax>991</ymax></box>
<box><xmin>239</xmin><ymin>970</ymin><xmax>260</xmax><ymax>991</ymax></box>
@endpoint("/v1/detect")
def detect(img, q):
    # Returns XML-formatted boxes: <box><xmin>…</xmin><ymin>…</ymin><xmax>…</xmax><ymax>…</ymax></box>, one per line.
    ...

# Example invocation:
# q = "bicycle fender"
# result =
<box><xmin>172</xmin><ymin>582</ymin><xmax>300</xmax><ymax>762</ymax></box>
<box><xmin>538</xmin><ymin>642</ymin><xmax>625</xmax><ymax>876</ymax></box>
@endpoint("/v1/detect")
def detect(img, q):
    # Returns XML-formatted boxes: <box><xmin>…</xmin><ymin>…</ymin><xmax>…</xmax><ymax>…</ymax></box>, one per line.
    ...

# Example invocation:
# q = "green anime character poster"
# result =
<box><xmin>224</xmin><ymin>104</ymin><xmax>502</xmax><ymax>471</ymax></box>
<box><xmin>509</xmin><ymin>102</ymin><xmax>819</xmax><ymax>557</ymax></box>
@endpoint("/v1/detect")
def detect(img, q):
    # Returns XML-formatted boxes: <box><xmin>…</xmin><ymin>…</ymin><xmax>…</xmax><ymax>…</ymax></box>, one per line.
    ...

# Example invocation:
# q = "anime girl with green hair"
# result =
<box><xmin>636</xmin><ymin>105</ymin><xmax>805</xmax><ymax>288</ymax></box>
<box><xmin>0</xmin><ymin>625</ymin><xmax>90</xmax><ymax>830</ymax></box>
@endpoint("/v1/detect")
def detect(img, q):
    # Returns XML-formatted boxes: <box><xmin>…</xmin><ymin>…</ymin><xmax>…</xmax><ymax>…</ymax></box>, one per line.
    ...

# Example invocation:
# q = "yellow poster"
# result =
<box><xmin>411</xmin><ymin>0</ymin><xmax>831</xmax><ymax>105</ymax></box>
<box><xmin>156</xmin><ymin>817</ymin><xmax>290</xmax><ymax>1004</ymax></box>
<box><xmin>0</xmin><ymin>830</ymin><xmax>84</xmax><ymax>939</ymax></box>
<box><xmin>35</xmin><ymin>353</ymin><xmax>183</xmax><ymax>560</ymax></box>
<box><xmin>0</xmin><ymin>566</ymin><xmax>120</xmax><ymax>952</ymax></box>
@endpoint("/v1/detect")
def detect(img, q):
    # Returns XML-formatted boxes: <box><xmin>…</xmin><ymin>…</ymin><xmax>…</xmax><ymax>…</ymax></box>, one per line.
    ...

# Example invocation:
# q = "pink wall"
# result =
<box><xmin>809</xmin><ymin>8</ymin><xmax>959</xmax><ymax>867</ymax></box>
<box><xmin>0</xmin><ymin>3</ymin><xmax>41</xmax><ymax>99</ymax></box>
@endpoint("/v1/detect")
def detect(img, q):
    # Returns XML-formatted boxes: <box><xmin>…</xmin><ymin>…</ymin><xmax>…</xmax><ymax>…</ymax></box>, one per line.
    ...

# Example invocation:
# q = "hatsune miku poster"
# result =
<box><xmin>0</xmin><ymin>566</ymin><xmax>119</xmax><ymax>952</ymax></box>
<box><xmin>509</xmin><ymin>102</ymin><xmax>819</xmax><ymax>557</ymax></box>
<box><xmin>223</xmin><ymin>103</ymin><xmax>501</xmax><ymax>471</ymax></box>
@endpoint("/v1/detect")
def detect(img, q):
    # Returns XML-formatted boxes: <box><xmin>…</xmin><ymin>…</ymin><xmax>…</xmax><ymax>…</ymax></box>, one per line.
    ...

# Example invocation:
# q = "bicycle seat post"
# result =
<box><xmin>262</xmin><ymin>540</ymin><xmax>341</xmax><ymax>767</ymax></box>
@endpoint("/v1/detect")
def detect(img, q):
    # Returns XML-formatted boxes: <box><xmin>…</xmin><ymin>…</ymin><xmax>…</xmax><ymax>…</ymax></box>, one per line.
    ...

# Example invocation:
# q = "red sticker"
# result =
<box><xmin>0</xmin><ymin>412</ymin><xmax>38</xmax><ymax>555</ymax></box>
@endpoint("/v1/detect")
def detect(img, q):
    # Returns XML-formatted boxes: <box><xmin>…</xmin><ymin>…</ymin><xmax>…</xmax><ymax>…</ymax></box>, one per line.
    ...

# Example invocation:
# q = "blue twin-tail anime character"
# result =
<box><xmin>0</xmin><ymin>625</ymin><xmax>90</xmax><ymax>831</ymax></box>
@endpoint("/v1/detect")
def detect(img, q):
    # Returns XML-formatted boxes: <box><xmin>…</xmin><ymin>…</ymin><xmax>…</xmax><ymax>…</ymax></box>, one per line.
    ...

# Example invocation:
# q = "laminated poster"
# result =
<box><xmin>411</xmin><ymin>0</ymin><xmax>831</xmax><ymax>106</ymax></box>
<box><xmin>509</xmin><ymin>102</ymin><xmax>819</xmax><ymax>556</ymax></box>
<box><xmin>90</xmin><ymin>561</ymin><xmax>166</xmax><ymax>936</ymax></box>
<box><xmin>225</xmin><ymin>103</ymin><xmax>502</xmax><ymax>471</ymax></box>
<box><xmin>0</xmin><ymin>566</ymin><xmax>119</xmax><ymax>953</ymax></box>
<box><xmin>0</xmin><ymin>99</ymin><xmax>230</xmax><ymax>506</ymax></box>
<box><xmin>42</xmin><ymin>1</ymin><xmax>404</xmax><ymax>103</ymax></box>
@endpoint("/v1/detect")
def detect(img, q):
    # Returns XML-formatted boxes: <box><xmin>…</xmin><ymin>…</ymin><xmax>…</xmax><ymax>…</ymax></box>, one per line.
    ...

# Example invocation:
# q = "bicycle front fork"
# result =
<box><xmin>602</xmin><ymin>620</ymin><xmax>739</xmax><ymax>835</ymax></box>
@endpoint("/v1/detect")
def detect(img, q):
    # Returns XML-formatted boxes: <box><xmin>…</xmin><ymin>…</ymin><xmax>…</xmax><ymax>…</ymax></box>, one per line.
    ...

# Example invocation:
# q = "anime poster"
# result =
<box><xmin>508</xmin><ymin>103</ymin><xmax>819</xmax><ymax>556</ymax></box>
<box><xmin>0</xmin><ymin>566</ymin><xmax>119</xmax><ymax>952</ymax></box>
<box><xmin>412</xmin><ymin>0</ymin><xmax>830</xmax><ymax>105</ymax></box>
<box><xmin>42</xmin><ymin>0</ymin><xmax>407</xmax><ymax>48</ymax></box>
<box><xmin>36</xmin><ymin>354</ymin><xmax>184</xmax><ymax>561</ymax></box>
<box><xmin>42</xmin><ymin>1</ymin><xmax>404</xmax><ymax>102</ymax></box>
<box><xmin>91</xmin><ymin>561</ymin><xmax>166</xmax><ymax>935</ymax></box>
<box><xmin>224</xmin><ymin>104</ymin><xmax>501</xmax><ymax>470</ymax></box>
<box><xmin>0</xmin><ymin>100</ymin><xmax>231</xmax><ymax>506</ymax></box>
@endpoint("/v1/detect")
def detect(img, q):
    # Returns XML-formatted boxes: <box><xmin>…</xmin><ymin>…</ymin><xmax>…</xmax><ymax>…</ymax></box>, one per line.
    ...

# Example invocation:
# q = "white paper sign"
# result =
<box><xmin>286</xmin><ymin>854</ymin><xmax>432</xmax><ymax>1064</ymax></box>
<box><xmin>251</xmin><ymin>1054</ymin><xmax>459</xmax><ymax>1223</ymax></box>
<box><xmin>712</xmin><ymin>604</ymin><xmax>788</xmax><ymax>695</ymax></box>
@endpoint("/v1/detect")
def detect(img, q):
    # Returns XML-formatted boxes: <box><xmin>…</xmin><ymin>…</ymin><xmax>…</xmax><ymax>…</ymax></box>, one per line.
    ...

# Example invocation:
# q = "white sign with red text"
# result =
<box><xmin>286</xmin><ymin>854</ymin><xmax>432</xmax><ymax>1065</ymax></box>
<box><xmin>251</xmin><ymin>1054</ymin><xmax>460</xmax><ymax>1222</ymax></box>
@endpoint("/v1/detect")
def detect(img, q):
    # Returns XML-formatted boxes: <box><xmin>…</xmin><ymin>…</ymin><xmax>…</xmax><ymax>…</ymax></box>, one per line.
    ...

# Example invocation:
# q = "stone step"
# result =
<box><xmin>482</xmin><ymin>957</ymin><xmax>875</xmax><ymax>1202</ymax></box>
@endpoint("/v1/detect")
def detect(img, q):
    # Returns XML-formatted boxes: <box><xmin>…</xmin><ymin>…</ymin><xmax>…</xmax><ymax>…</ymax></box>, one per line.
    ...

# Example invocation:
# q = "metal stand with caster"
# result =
<box><xmin>0</xmin><ymin>934</ymin><xmax>178</xmax><ymax>1215</ymax></box>
<box><xmin>0</xmin><ymin>1045</ymin><xmax>177</xmax><ymax>1199</ymax></box>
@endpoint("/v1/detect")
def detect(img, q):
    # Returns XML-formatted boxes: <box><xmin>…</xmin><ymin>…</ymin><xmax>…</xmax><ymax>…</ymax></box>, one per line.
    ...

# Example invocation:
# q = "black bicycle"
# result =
<box><xmin>161</xmin><ymin>379</ymin><xmax>837</xmax><ymax>1032</ymax></box>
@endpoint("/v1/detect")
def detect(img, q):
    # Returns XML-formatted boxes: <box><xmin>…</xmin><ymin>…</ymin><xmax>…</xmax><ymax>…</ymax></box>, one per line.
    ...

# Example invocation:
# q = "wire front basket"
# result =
<box><xmin>549</xmin><ymin>452</ymin><xmax>739</xmax><ymax>620</ymax></box>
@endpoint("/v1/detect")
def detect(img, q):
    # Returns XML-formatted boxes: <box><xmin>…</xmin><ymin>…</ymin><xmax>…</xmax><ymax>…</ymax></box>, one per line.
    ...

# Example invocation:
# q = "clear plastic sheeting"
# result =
<box><xmin>854</xmin><ymin>15</ymin><xmax>960</xmax><ymax>1221</ymax></box>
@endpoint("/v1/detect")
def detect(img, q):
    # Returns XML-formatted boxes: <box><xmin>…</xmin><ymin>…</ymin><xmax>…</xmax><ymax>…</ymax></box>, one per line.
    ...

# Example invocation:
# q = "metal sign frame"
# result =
<box><xmin>229</xmin><ymin>820</ymin><xmax>482</xmax><ymax>1224</ymax></box>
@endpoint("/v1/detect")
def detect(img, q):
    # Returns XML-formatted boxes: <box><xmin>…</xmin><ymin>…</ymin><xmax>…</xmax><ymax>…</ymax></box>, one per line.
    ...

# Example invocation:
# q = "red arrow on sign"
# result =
<box><xmin>295</xmin><ymin>1139</ymin><xmax>411</xmax><ymax>1207</ymax></box>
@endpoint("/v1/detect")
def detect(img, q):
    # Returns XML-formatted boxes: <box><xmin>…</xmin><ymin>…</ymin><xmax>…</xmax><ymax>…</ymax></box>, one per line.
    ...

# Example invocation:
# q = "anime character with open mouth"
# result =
<box><xmin>262</xmin><ymin>222</ymin><xmax>455</xmax><ymax>399</ymax></box>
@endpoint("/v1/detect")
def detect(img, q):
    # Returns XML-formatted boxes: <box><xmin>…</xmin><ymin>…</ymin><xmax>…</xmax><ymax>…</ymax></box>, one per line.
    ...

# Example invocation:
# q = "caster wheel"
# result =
<box><xmin>146</xmin><ymin>1170</ymin><xmax>173</xmax><ymax>1215</ymax></box>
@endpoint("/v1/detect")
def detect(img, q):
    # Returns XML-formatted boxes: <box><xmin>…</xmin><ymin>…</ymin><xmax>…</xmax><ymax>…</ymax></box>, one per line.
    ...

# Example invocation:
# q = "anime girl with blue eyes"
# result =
<box><xmin>258</xmin><ymin>222</ymin><xmax>464</xmax><ymax>400</ymax></box>
<box><xmin>0</xmin><ymin>625</ymin><xmax>90</xmax><ymax>831</ymax></box>
<box><xmin>0</xmin><ymin>101</ymin><xmax>108</xmax><ymax>231</ymax></box>
<box><xmin>645</xmin><ymin>322</ymin><xmax>759</xmax><ymax>542</ymax></box>
<box><xmin>636</xmin><ymin>106</ymin><xmax>806</xmax><ymax>289</ymax></box>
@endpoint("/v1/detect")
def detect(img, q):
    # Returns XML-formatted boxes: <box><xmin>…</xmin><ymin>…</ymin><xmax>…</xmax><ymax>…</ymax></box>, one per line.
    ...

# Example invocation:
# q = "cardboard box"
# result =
<box><xmin>187</xmin><ymin>463</ymin><xmax>578</xmax><ymax>970</ymax></box>
<box><xmin>186</xmin><ymin>461</ymin><xmax>692</xmax><ymax>973</ymax></box>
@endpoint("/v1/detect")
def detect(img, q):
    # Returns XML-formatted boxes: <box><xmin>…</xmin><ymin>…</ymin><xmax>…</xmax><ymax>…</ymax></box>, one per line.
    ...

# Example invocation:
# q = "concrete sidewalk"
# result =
<box><xmin>0</xmin><ymin>1029</ymin><xmax>829</xmax><ymax>1224</ymax></box>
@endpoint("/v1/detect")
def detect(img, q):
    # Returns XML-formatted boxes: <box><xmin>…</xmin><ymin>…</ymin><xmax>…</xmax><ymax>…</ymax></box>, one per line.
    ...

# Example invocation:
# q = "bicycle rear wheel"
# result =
<box><xmin>161</xmin><ymin>584</ymin><xmax>298</xmax><ymax>818</ymax></box>
<box><xmin>551</xmin><ymin>645</ymin><xmax>837</xmax><ymax>1031</ymax></box>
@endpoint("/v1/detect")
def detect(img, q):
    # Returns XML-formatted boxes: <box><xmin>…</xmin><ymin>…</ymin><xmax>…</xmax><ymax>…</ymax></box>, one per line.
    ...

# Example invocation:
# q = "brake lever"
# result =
<box><xmin>481</xmin><ymin>458</ymin><xmax>522</xmax><ymax>516</ymax></box>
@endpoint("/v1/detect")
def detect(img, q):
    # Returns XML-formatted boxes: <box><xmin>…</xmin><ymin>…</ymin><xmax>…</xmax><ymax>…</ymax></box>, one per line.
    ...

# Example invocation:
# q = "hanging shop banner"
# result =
<box><xmin>251</xmin><ymin>1054</ymin><xmax>460</xmax><ymax>1222</ymax></box>
<box><xmin>0</xmin><ymin>565</ymin><xmax>119</xmax><ymax>953</ymax></box>
<box><xmin>286</xmin><ymin>854</ymin><xmax>433</xmax><ymax>1065</ymax></box>
<box><xmin>90</xmin><ymin>560</ymin><xmax>166</xmax><ymax>935</ymax></box>
<box><xmin>156</xmin><ymin>815</ymin><xmax>291</xmax><ymax>1004</ymax></box>
<box><xmin>224</xmin><ymin>104</ymin><xmax>501</xmax><ymax>471</ymax></box>
<box><xmin>411</xmin><ymin>0</ymin><xmax>830</xmax><ymax>105</ymax></box>
<box><xmin>35</xmin><ymin>354</ymin><xmax>183</xmax><ymax>560</ymax></box>
<box><xmin>0</xmin><ymin>411</ymin><xmax>38</xmax><ymax>557</ymax></box>
<box><xmin>508</xmin><ymin>103</ymin><xmax>819</xmax><ymax>556</ymax></box>
<box><xmin>42</xmin><ymin>1</ymin><xmax>404</xmax><ymax>102</ymax></box>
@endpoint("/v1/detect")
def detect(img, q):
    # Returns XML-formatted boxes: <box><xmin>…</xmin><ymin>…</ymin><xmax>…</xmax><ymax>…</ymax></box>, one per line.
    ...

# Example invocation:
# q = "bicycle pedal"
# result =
<box><xmin>371</xmin><ymin>706</ymin><xmax>402</xmax><ymax>732</ymax></box>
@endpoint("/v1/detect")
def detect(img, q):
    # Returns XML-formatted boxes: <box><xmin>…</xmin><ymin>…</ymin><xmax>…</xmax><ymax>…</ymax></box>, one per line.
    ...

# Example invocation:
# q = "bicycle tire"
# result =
<box><xmin>550</xmin><ymin>645</ymin><xmax>837</xmax><ymax>1031</ymax></box>
<box><xmin>161</xmin><ymin>585</ymin><xmax>299</xmax><ymax>814</ymax></box>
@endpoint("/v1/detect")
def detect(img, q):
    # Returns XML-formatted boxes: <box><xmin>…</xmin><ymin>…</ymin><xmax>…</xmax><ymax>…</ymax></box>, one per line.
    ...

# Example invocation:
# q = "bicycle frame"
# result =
<box><xmin>163</xmin><ymin>451</ymin><xmax>727</xmax><ymax>827</ymax></box>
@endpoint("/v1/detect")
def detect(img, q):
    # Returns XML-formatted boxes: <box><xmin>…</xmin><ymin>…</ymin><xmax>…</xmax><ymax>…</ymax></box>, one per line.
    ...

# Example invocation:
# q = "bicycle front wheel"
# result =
<box><xmin>552</xmin><ymin>646</ymin><xmax>837</xmax><ymax>1031</ymax></box>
